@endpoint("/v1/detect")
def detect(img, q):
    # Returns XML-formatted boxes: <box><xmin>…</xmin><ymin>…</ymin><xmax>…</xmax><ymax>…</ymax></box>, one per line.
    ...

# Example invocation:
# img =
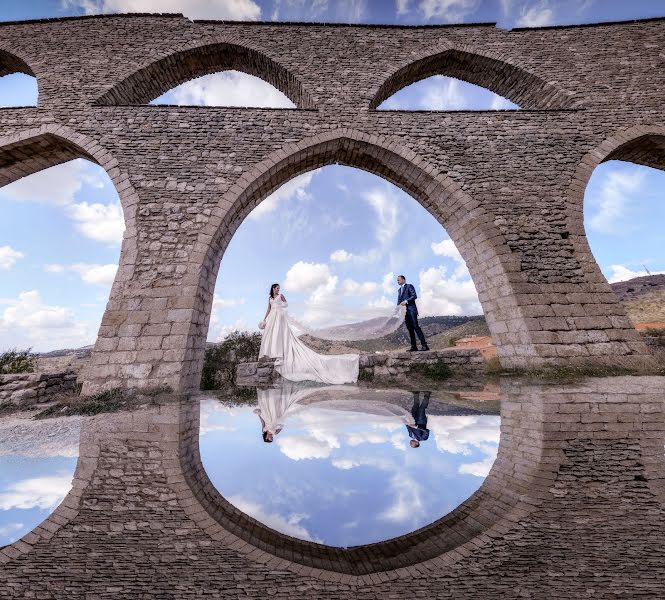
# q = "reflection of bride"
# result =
<box><xmin>254</xmin><ymin>381</ymin><xmax>418</xmax><ymax>443</ymax></box>
<box><xmin>259</xmin><ymin>283</ymin><xmax>360</xmax><ymax>384</ymax></box>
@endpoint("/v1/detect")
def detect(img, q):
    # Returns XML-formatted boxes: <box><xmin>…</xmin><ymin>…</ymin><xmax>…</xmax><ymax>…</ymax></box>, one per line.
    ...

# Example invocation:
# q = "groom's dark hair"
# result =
<box><xmin>398</xmin><ymin>275</ymin><xmax>406</xmax><ymax>281</ymax></box>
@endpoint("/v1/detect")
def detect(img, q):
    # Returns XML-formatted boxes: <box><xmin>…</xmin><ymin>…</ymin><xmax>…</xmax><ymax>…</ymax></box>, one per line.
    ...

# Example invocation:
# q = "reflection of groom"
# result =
<box><xmin>397</xmin><ymin>275</ymin><xmax>429</xmax><ymax>352</ymax></box>
<box><xmin>406</xmin><ymin>391</ymin><xmax>431</xmax><ymax>448</ymax></box>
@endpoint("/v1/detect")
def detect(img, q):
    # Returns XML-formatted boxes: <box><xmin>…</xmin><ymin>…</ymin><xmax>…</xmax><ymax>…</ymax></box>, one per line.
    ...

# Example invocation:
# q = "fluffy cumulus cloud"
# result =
<box><xmin>606</xmin><ymin>264</ymin><xmax>665</xmax><ymax>284</ymax></box>
<box><xmin>378</xmin><ymin>474</ymin><xmax>427</xmax><ymax>524</ymax></box>
<box><xmin>227</xmin><ymin>495</ymin><xmax>321</xmax><ymax>542</ymax></box>
<box><xmin>284</xmin><ymin>261</ymin><xmax>335</xmax><ymax>294</ymax></box>
<box><xmin>340</xmin><ymin>278</ymin><xmax>379</xmax><ymax>297</ymax></box>
<box><xmin>586</xmin><ymin>169</ymin><xmax>646</xmax><ymax>235</ymax></box>
<box><xmin>248</xmin><ymin>171</ymin><xmax>317</xmax><ymax>220</ymax></box>
<box><xmin>0</xmin><ymin>474</ymin><xmax>73</xmax><ymax>510</ymax></box>
<box><xmin>64</xmin><ymin>0</ymin><xmax>261</xmax><ymax>20</ymax></box>
<box><xmin>154</xmin><ymin>71</ymin><xmax>295</xmax><ymax>108</ymax></box>
<box><xmin>0</xmin><ymin>290</ymin><xmax>94</xmax><ymax>351</ymax></box>
<box><xmin>0</xmin><ymin>245</ymin><xmax>23</xmax><ymax>270</ymax></box>
<box><xmin>70</xmin><ymin>263</ymin><xmax>119</xmax><ymax>287</ymax></box>
<box><xmin>0</xmin><ymin>159</ymin><xmax>125</xmax><ymax>246</ymax></box>
<box><xmin>65</xmin><ymin>200</ymin><xmax>125</xmax><ymax>245</ymax></box>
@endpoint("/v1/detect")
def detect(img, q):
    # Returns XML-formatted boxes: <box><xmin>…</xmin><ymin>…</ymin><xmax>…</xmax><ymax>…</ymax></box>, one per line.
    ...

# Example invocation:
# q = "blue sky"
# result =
<box><xmin>199</xmin><ymin>394</ymin><xmax>500</xmax><ymax>546</ymax></box>
<box><xmin>0</xmin><ymin>0</ymin><xmax>664</xmax><ymax>350</ymax></box>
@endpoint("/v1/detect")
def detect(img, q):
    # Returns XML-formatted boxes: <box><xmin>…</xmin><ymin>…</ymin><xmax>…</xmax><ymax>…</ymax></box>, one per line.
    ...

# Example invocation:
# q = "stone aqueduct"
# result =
<box><xmin>0</xmin><ymin>13</ymin><xmax>662</xmax><ymax>392</ymax></box>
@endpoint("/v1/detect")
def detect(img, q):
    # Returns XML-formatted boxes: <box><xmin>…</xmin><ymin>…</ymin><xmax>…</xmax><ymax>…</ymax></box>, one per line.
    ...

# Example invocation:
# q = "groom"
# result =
<box><xmin>397</xmin><ymin>275</ymin><xmax>429</xmax><ymax>352</ymax></box>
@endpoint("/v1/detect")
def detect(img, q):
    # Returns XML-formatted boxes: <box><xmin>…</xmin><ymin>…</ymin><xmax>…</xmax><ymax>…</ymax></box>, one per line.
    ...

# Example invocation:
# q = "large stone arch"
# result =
<box><xmin>0</xmin><ymin>124</ymin><xmax>142</xmax><ymax>387</ymax></box>
<box><xmin>369</xmin><ymin>43</ymin><xmax>580</xmax><ymax>110</ymax></box>
<box><xmin>94</xmin><ymin>37</ymin><xmax>316</xmax><ymax>108</ymax></box>
<box><xmin>180</xmin><ymin>129</ymin><xmax>530</xmax><ymax>391</ymax></box>
<box><xmin>0</xmin><ymin>47</ymin><xmax>35</xmax><ymax>78</ymax></box>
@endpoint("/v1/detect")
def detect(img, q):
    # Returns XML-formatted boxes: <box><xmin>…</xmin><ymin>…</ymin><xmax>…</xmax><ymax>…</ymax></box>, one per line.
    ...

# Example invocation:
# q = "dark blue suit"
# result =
<box><xmin>397</xmin><ymin>283</ymin><xmax>428</xmax><ymax>350</ymax></box>
<box><xmin>406</xmin><ymin>391</ymin><xmax>430</xmax><ymax>442</ymax></box>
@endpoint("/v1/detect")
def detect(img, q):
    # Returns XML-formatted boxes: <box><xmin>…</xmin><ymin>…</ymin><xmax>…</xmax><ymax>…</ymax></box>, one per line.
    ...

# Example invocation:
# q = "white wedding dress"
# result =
<box><xmin>259</xmin><ymin>295</ymin><xmax>359</xmax><ymax>384</ymax></box>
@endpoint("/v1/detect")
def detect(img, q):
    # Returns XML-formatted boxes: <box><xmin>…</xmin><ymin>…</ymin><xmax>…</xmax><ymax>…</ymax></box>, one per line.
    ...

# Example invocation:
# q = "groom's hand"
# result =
<box><xmin>400</xmin><ymin>301</ymin><xmax>407</xmax><ymax>306</ymax></box>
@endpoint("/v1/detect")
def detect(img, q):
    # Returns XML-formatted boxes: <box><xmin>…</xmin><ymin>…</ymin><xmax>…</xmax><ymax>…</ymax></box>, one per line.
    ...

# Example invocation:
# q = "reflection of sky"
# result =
<box><xmin>0</xmin><ymin>417</ymin><xmax>79</xmax><ymax>546</ymax></box>
<box><xmin>200</xmin><ymin>397</ymin><xmax>500</xmax><ymax>547</ymax></box>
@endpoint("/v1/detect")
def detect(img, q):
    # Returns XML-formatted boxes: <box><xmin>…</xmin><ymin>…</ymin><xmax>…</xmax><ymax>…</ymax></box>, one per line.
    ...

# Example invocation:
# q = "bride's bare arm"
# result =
<box><xmin>280</xmin><ymin>294</ymin><xmax>288</xmax><ymax>306</ymax></box>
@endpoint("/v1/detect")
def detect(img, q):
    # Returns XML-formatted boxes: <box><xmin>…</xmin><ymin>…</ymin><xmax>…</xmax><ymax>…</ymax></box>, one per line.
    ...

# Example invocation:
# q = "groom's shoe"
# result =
<box><xmin>408</xmin><ymin>347</ymin><xmax>418</xmax><ymax>352</ymax></box>
<box><xmin>420</xmin><ymin>346</ymin><xmax>430</xmax><ymax>352</ymax></box>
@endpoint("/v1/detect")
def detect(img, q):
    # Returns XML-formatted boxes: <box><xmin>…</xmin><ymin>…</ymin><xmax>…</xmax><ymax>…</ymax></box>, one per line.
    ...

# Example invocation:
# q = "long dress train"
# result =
<box><xmin>259</xmin><ymin>295</ymin><xmax>359</xmax><ymax>384</ymax></box>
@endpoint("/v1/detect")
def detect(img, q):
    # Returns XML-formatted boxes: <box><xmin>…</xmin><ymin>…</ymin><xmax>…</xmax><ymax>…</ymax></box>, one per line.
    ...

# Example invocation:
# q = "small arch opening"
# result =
<box><xmin>151</xmin><ymin>70</ymin><xmax>296</xmax><ymax>108</ymax></box>
<box><xmin>377</xmin><ymin>75</ymin><xmax>519</xmax><ymax>111</ymax></box>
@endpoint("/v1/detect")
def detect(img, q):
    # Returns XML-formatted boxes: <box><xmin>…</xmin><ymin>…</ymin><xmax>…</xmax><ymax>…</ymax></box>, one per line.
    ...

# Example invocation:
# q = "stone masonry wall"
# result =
<box><xmin>236</xmin><ymin>348</ymin><xmax>485</xmax><ymax>385</ymax></box>
<box><xmin>0</xmin><ymin>15</ymin><xmax>662</xmax><ymax>392</ymax></box>
<box><xmin>0</xmin><ymin>371</ymin><xmax>77</xmax><ymax>406</ymax></box>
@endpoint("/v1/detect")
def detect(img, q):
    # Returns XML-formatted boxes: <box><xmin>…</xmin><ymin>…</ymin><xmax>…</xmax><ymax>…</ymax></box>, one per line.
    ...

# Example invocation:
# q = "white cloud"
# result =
<box><xmin>330</xmin><ymin>249</ymin><xmax>352</xmax><ymax>263</ymax></box>
<box><xmin>417</xmin><ymin>0</ymin><xmax>479</xmax><ymax>21</ymax></box>
<box><xmin>418</xmin><ymin>265</ymin><xmax>481</xmax><ymax>316</ymax></box>
<box><xmin>340</xmin><ymin>279</ymin><xmax>379</xmax><ymax>297</ymax></box>
<box><xmin>155</xmin><ymin>71</ymin><xmax>295</xmax><ymax>108</ymax></box>
<box><xmin>0</xmin><ymin>290</ymin><xmax>94</xmax><ymax>351</ymax></box>
<box><xmin>277</xmin><ymin>434</ymin><xmax>335</xmax><ymax>460</ymax></box>
<box><xmin>516</xmin><ymin>1</ymin><xmax>554</xmax><ymax>27</ymax></box>
<box><xmin>227</xmin><ymin>495</ymin><xmax>321</xmax><ymax>542</ymax></box>
<box><xmin>0</xmin><ymin>474</ymin><xmax>73</xmax><ymax>510</ymax></box>
<box><xmin>70</xmin><ymin>263</ymin><xmax>118</xmax><ymax>287</ymax></box>
<box><xmin>396</xmin><ymin>0</ymin><xmax>411</xmax><ymax>15</ymax></box>
<box><xmin>586</xmin><ymin>169</ymin><xmax>645</xmax><ymax>235</ymax></box>
<box><xmin>65</xmin><ymin>200</ymin><xmax>125</xmax><ymax>245</ymax></box>
<box><xmin>64</xmin><ymin>0</ymin><xmax>261</xmax><ymax>20</ymax></box>
<box><xmin>606</xmin><ymin>264</ymin><xmax>665</xmax><ymax>284</ymax></box>
<box><xmin>363</xmin><ymin>186</ymin><xmax>400</xmax><ymax>247</ymax></box>
<box><xmin>0</xmin><ymin>160</ymin><xmax>87</xmax><ymax>206</ymax></box>
<box><xmin>248</xmin><ymin>171</ymin><xmax>317</xmax><ymax>220</ymax></box>
<box><xmin>271</xmin><ymin>0</ymin><xmax>329</xmax><ymax>21</ymax></box>
<box><xmin>212</xmin><ymin>295</ymin><xmax>246</xmax><ymax>309</ymax></box>
<box><xmin>0</xmin><ymin>246</ymin><xmax>23</xmax><ymax>270</ymax></box>
<box><xmin>378</xmin><ymin>474</ymin><xmax>426</xmax><ymax>524</ymax></box>
<box><xmin>284</xmin><ymin>261</ymin><xmax>334</xmax><ymax>294</ymax></box>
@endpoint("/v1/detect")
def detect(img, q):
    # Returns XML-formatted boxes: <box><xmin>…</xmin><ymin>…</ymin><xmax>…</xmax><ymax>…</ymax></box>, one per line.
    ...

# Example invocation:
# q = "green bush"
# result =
<box><xmin>411</xmin><ymin>359</ymin><xmax>452</xmax><ymax>380</ymax></box>
<box><xmin>0</xmin><ymin>348</ymin><xmax>37</xmax><ymax>374</ymax></box>
<box><xmin>201</xmin><ymin>331</ymin><xmax>262</xmax><ymax>390</ymax></box>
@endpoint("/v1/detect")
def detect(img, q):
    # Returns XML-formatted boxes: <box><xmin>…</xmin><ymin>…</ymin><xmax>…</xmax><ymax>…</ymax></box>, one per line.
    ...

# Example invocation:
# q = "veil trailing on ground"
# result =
<box><xmin>285</xmin><ymin>304</ymin><xmax>406</xmax><ymax>342</ymax></box>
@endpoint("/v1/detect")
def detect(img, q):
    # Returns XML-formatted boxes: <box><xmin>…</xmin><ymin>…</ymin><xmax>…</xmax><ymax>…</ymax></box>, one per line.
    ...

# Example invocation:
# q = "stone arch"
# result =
<box><xmin>0</xmin><ymin>124</ymin><xmax>141</xmax><ymax>378</ymax></box>
<box><xmin>566</xmin><ymin>124</ymin><xmax>665</xmax><ymax>279</ymax></box>
<box><xmin>369</xmin><ymin>43</ymin><xmax>580</xmax><ymax>110</ymax></box>
<box><xmin>0</xmin><ymin>48</ymin><xmax>35</xmax><ymax>79</ymax></box>
<box><xmin>94</xmin><ymin>38</ymin><xmax>316</xmax><ymax>108</ymax></box>
<box><xmin>183</xmin><ymin>129</ymin><xmax>530</xmax><ymax>391</ymax></box>
<box><xmin>173</xmin><ymin>388</ymin><xmax>556</xmax><ymax>581</ymax></box>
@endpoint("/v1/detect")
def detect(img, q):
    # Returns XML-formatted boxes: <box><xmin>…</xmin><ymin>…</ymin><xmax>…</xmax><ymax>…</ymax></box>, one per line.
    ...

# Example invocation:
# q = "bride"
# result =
<box><xmin>258</xmin><ymin>283</ymin><xmax>360</xmax><ymax>384</ymax></box>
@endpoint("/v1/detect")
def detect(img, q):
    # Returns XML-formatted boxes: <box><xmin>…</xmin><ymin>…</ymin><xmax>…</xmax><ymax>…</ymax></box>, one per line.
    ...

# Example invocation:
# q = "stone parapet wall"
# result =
<box><xmin>235</xmin><ymin>349</ymin><xmax>484</xmax><ymax>385</ymax></box>
<box><xmin>0</xmin><ymin>371</ymin><xmax>77</xmax><ymax>406</ymax></box>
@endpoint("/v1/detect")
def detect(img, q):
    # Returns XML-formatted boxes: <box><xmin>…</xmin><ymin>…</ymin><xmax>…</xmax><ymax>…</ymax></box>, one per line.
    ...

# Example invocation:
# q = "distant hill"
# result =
<box><xmin>302</xmin><ymin>315</ymin><xmax>485</xmax><ymax>354</ymax></box>
<box><xmin>610</xmin><ymin>274</ymin><xmax>665</xmax><ymax>324</ymax></box>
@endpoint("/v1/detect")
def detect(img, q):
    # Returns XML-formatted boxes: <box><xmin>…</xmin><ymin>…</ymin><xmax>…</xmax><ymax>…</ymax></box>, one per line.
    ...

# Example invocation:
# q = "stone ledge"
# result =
<box><xmin>0</xmin><ymin>371</ymin><xmax>77</xmax><ymax>406</ymax></box>
<box><xmin>236</xmin><ymin>349</ymin><xmax>485</xmax><ymax>386</ymax></box>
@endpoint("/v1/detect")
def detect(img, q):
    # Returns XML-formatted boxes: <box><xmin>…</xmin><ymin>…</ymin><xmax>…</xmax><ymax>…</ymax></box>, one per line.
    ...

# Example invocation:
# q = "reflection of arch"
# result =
<box><xmin>369</xmin><ymin>44</ymin><xmax>579</xmax><ymax>110</ymax></box>
<box><xmin>187</xmin><ymin>128</ymin><xmax>527</xmax><ymax>389</ymax></box>
<box><xmin>177</xmin><ymin>389</ymin><xmax>548</xmax><ymax>580</ymax></box>
<box><xmin>94</xmin><ymin>39</ymin><xmax>315</xmax><ymax>108</ymax></box>
<box><xmin>567</xmin><ymin>125</ymin><xmax>665</xmax><ymax>279</ymax></box>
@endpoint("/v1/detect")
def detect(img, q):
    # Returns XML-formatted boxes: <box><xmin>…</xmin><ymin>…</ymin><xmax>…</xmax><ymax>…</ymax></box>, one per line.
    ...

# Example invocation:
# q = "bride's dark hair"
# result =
<box><xmin>269</xmin><ymin>283</ymin><xmax>280</xmax><ymax>298</ymax></box>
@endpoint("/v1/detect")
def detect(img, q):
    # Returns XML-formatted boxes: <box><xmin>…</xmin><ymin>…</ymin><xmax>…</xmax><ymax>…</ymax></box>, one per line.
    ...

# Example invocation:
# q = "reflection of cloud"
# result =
<box><xmin>227</xmin><ymin>495</ymin><xmax>321</xmax><ymax>542</ymax></box>
<box><xmin>0</xmin><ymin>474</ymin><xmax>73</xmax><ymax>510</ymax></box>
<box><xmin>606</xmin><ymin>264</ymin><xmax>665</xmax><ymax>284</ymax></box>
<box><xmin>429</xmin><ymin>415</ymin><xmax>500</xmax><ymax>478</ymax></box>
<box><xmin>277</xmin><ymin>434</ymin><xmax>335</xmax><ymax>460</ymax></box>
<box><xmin>199</xmin><ymin>401</ymin><xmax>238</xmax><ymax>436</ymax></box>
<box><xmin>378</xmin><ymin>474</ymin><xmax>426</xmax><ymax>524</ymax></box>
<box><xmin>0</xmin><ymin>522</ymin><xmax>24</xmax><ymax>541</ymax></box>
